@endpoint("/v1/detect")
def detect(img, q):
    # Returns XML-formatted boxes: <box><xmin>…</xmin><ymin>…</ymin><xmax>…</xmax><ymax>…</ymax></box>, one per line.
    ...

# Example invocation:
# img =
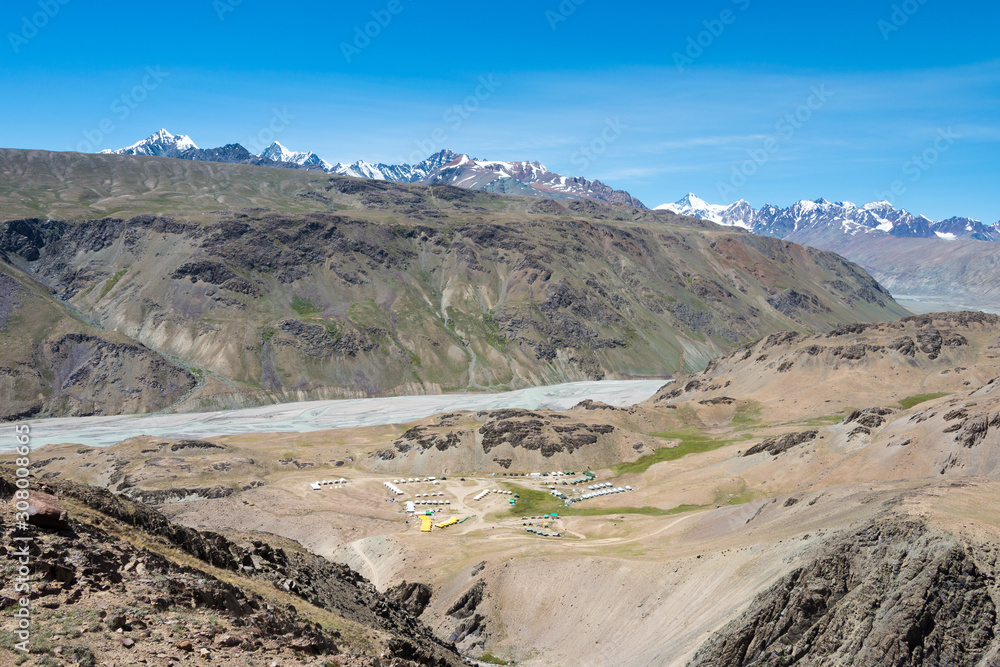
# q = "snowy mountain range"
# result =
<box><xmin>101</xmin><ymin>128</ymin><xmax>198</xmax><ymax>158</ymax></box>
<box><xmin>100</xmin><ymin>130</ymin><xmax>645</xmax><ymax>208</ymax></box>
<box><xmin>657</xmin><ymin>193</ymin><xmax>1000</xmax><ymax>243</ymax></box>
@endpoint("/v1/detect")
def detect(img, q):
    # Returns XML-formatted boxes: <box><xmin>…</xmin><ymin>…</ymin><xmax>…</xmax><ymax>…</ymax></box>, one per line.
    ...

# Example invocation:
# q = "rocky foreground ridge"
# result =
<box><xmin>0</xmin><ymin>474</ymin><xmax>464</xmax><ymax>666</ymax></box>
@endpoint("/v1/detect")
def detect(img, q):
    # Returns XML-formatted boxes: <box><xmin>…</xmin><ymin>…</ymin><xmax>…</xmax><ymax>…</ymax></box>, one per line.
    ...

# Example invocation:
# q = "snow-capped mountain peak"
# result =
<box><xmin>258</xmin><ymin>141</ymin><xmax>295</xmax><ymax>162</ymax></box>
<box><xmin>655</xmin><ymin>193</ymin><xmax>732</xmax><ymax>222</ymax></box>
<box><xmin>101</xmin><ymin>128</ymin><xmax>198</xmax><ymax>157</ymax></box>
<box><xmin>678</xmin><ymin>193</ymin><xmax>709</xmax><ymax>208</ymax></box>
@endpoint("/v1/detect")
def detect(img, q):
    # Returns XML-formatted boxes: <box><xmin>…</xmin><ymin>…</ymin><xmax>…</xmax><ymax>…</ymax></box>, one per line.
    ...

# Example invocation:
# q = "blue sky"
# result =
<box><xmin>2</xmin><ymin>0</ymin><xmax>998</xmax><ymax>221</ymax></box>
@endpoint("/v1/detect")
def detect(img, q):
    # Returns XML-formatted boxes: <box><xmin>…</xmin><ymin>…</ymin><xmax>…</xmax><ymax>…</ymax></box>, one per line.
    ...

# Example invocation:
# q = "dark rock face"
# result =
<box><xmin>832</xmin><ymin>343</ymin><xmax>881</xmax><ymax>360</ymax></box>
<box><xmin>891</xmin><ymin>336</ymin><xmax>917</xmax><ymax>356</ymax></box>
<box><xmin>918</xmin><ymin>329</ymin><xmax>944</xmax><ymax>360</ymax></box>
<box><xmin>0</xmin><ymin>218</ymin><xmax>68</xmax><ymax>261</ymax></box>
<box><xmin>699</xmin><ymin>396</ymin><xmax>735</xmax><ymax>406</ymax></box>
<box><xmin>168</xmin><ymin>440</ymin><xmax>225</xmax><ymax>452</ymax></box>
<box><xmin>387</xmin><ymin>581</ymin><xmax>433</xmax><ymax>617</ymax></box>
<box><xmin>845</xmin><ymin>407</ymin><xmax>897</xmax><ymax>429</ymax></box>
<box><xmin>743</xmin><ymin>431</ymin><xmax>817</xmax><ymax>457</ymax></box>
<box><xmin>688</xmin><ymin>518</ymin><xmax>997</xmax><ymax>667</ymax></box>
<box><xmin>766</xmin><ymin>289</ymin><xmax>831</xmax><ymax>319</ymax></box>
<box><xmin>446</xmin><ymin>580</ymin><xmax>485</xmax><ymax>619</ymax></box>
<box><xmin>477</xmin><ymin>410</ymin><xmax>615</xmax><ymax>458</ymax></box>
<box><xmin>393</xmin><ymin>425</ymin><xmax>464</xmax><ymax>453</ymax></box>
<box><xmin>572</xmin><ymin>399</ymin><xmax>622</xmax><ymax>411</ymax></box>
<box><xmin>24</xmin><ymin>332</ymin><xmax>197</xmax><ymax>420</ymax></box>
<box><xmin>272</xmin><ymin>318</ymin><xmax>382</xmax><ymax>359</ymax></box>
<box><xmin>949</xmin><ymin>410</ymin><xmax>1000</xmax><ymax>449</ymax></box>
<box><xmin>445</xmin><ymin>580</ymin><xmax>488</xmax><ymax>645</ymax></box>
<box><xmin>172</xmin><ymin>260</ymin><xmax>237</xmax><ymax>285</ymax></box>
<box><xmin>171</xmin><ymin>261</ymin><xmax>262</xmax><ymax>297</ymax></box>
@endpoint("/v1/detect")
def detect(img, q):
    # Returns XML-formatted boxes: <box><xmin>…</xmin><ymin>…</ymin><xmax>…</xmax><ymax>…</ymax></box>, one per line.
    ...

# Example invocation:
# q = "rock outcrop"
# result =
<box><xmin>688</xmin><ymin>517</ymin><xmax>998</xmax><ymax>667</ymax></box>
<box><xmin>0</xmin><ymin>474</ymin><xmax>464</xmax><ymax>666</ymax></box>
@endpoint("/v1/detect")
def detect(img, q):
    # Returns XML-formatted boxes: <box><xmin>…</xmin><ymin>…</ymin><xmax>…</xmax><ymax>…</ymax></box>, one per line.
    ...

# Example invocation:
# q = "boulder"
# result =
<box><xmin>25</xmin><ymin>490</ymin><xmax>69</xmax><ymax>529</ymax></box>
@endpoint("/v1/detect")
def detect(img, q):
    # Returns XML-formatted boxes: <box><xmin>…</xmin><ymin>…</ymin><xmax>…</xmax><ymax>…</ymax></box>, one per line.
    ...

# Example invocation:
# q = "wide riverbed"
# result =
<box><xmin>16</xmin><ymin>380</ymin><xmax>669</xmax><ymax>450</ymax></box>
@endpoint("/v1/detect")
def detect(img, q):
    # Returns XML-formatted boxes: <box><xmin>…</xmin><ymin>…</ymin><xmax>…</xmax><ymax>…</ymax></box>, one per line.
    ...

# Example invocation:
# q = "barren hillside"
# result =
<box><xmin>14</xmin><ymin>312</ymin><xmax>1000</xmax><ymax>665</ymax></box>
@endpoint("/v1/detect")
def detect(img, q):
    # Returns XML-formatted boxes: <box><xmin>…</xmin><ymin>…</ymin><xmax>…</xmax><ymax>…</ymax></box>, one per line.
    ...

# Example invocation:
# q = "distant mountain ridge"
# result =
<box><xmin>656</xmin><ymin>193</ymin><xmax>1000</xmax><ymax>311</ymax></box>
<box><xmin>101</xmin><ymin>129</ymin><xmax>645</xmax><ymax>208</ymax></box>
<box><xmin>657</xmin><ymin>193</ymin><xmax>1000</xmax><ymax>243</ymax></box>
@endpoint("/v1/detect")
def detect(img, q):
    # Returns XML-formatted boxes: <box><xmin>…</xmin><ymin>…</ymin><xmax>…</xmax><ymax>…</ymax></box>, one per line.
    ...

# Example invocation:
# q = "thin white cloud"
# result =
<box><xmin>648</xmin><ymin>134</ymin><xmax>771</xmax><ymax>151</ymax></box>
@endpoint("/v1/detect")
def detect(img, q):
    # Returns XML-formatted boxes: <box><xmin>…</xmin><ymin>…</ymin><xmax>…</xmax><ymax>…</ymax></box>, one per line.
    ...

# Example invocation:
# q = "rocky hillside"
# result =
<box><xmin>365</xmin><ymin>405</ymin><xmax>662</xmax><ymax>475</ymax></box>
<box><xmin>688</xmin><ymin>516</ymin><xmax>998</xmax><ymax>666</ymax></box>
<box><xmin>0</xmin><ymin>474</ymin><xmax>464</xmax><ymax>666</ymax></box>
<box><xmin>0</xmin><ymin>260</ymin><xmax>195</xmax><ymax>420</ymax></box>
<box><xmin>0</xmin><ymin>151</ymin><xmax>910</xmax><ymax>419</ymax></box>
<box><xmin>652</xmin><ymin>312</ymin><xmax>1000</xmax><ymax>422</ymax></box>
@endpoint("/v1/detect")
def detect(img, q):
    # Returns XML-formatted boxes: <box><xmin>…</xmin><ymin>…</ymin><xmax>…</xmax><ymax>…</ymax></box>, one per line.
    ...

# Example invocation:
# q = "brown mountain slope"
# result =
<box><xmin>1</xmin><ymin>175</ymin><xmax>908</xmax><ymax>417</ymax></box>
<box><xmin>807</xmin><ymin>233</ymin><xmax>1000</xmax><ymax>313</ymax></box>
<box><xmin>0</xmin><ymin>260</ymin><xmax>195</xmax><ymax>420</ymax></box>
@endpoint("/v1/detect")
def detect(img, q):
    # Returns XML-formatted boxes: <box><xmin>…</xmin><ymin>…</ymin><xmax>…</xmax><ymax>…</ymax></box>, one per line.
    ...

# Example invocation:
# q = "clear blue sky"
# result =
<box><xmin>2</xmin><ymin>0</ymin><xmax>998</xmax><ymax>221</ymax></box>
